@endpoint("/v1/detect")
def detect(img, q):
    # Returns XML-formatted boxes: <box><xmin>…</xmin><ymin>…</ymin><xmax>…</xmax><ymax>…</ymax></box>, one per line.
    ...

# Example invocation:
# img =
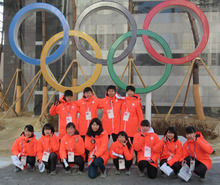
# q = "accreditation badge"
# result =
<box><xmin>123</xmin><ymin>112</ymin><xmax>130</xmax><ymax>121</ymax></box>
<box><xmin>42</xmin><ymin>152</ymin><xmax>50</xmax><ymax>162</ymax></box>
<box><xmin>119</xmin><ymin>159</ymin><xmax>125</xmax><ymax>170</ymax></box>
<box><xmin>86</xmin><ymin>112</ymin><xmax>92</xmax><ymax>120</ymax></box>
<box><xmin>20</xmin><ymin>155</ymin><xmax>27</xmax><ymax>165</ymax></box>
<box><xmin>144</xmin><ymin>146</ymin><xmax>151</xmax><ymax>157</ymax></box>
<box><xmin>66</xmin><ymin>116</ymin><xmax>72</xmax><ymax>124</ymax></box>
<box><xmin>68</xmin><ymin>152</ymin><xmax>74</xmax><ymax>162</ymax></box>
<box><xmin>107</xmin><ymin>109</ymin><xmax>114</xmax><ymax>119</ymax></box>
<box><xmin>190</xmin><ymin>159</ymin><xmax>195</xmax><ymax>171</ymax></box>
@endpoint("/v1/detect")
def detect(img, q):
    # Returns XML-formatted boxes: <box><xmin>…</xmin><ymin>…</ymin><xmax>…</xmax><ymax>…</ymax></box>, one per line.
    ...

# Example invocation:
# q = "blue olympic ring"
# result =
<box><xmin>9</xmin><ymin>3</ymin><xmax>69</xmax><ymax>65</ymax></box>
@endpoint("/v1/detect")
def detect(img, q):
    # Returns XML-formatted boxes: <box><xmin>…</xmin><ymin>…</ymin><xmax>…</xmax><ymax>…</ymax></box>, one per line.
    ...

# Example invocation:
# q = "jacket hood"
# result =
<box><xmin>59</xmin><ymin>95</ymin><xmax>66</xmax><ymax>103</ymax></box>
<box><xmin>20</xmin><ymin>133</ymin><xmax>36</xmax><ymax>141</ymax></box>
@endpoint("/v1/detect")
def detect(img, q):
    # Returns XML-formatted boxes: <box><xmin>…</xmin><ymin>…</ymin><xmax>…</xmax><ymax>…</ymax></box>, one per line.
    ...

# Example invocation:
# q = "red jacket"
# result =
<box><xmin>37</xmin><ymin>134</ymin><xmax>60</xmax><ymax>161</ymax></box>
<box><xmin>60</xmin><ymin>133</ymin><xmax>85</xmax><ymax>160</ymax></box>
<box><xmin>11</xmin><ymin>133</ymin><xmax>37</xmax><ymax>157</ymax></box>
<box><xmin>75</xmin><ymin>95</ymin><xmax>101</xmax><ymax>136</ymax></box>
<box><xmin>49</xmin><ymin>95</ymin><xmax>78</xmax><ymax>139</ymax></box>
<box><xmin>85</xmin><ymin>130</ymin><xmax>109</xmax><ymax>165</ymax></box>
<box><xmin>153</xmin><ymin>138</ymin><xmax>182</xmax><ymax>166</ymax></box>
<box><xmin>133</xmin><ymin>131</ymin><xmax>160</xmax><ymax>168</ymax></box>
<box><xmin>181</xmin><ymin>132</ymin><xmax>213</xmax><ymax>170</ymax></box>
<box><xmin>109</xmin><ymin>139</ymin><xmax>133</xmax><ymax>161</ymax></box>
<box><xmin>120</xmin><ymin>95</ymin><xmax>143</xmax><ymax>137</ymax></box>
<box><xmin>99</xmin><ymin>93</ymin><xmax>124</xmax><ymax>135</ymax></box>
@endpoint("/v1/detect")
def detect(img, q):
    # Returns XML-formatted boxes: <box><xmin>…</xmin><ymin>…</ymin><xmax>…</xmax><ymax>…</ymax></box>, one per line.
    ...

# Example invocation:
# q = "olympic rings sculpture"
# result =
<box><xmin>8</xmin><ymin>0</ymin><xmax>209</xmax><ymax>93</ymax></box>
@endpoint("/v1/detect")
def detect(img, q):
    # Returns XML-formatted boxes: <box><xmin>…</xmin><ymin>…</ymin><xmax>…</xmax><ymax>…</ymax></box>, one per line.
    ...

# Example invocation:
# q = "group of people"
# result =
<box><xmin>11</xmin><ymin>85</ymin><xmax>214</xmax><ymax>181</ymax></box>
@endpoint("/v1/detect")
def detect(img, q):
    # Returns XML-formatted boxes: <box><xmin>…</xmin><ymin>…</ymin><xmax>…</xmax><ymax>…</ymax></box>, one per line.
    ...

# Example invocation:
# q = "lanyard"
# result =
<box><xmin>124</xmin><ymin>99</ymin><xmax>134</xmax><ymax>113</ymax></box>
<box><xmin>43</xmin><ymin>138</ymin><xmax>51</xmax><ymax>152</ymax></box>
<box><xmin>21</xmin><ymin>140</ymin><xmax>24</xmax><ymax>154</ymax></box>
<box><xmin>67</xmin><ymin>137</ymin><xmax>75</xmax><ymax>152</ymax></box>
<box><xmin>63</xmin><ymin>102</ymin><xmax>72</xmax><ymax>116</ymax></box>
<box><xmin>84</xmin><ymin>97</ymin><xmax>94</xmax><ymax>112</ymax></box>
<box><xmin>145</xmin><ymin>134</ymin><xmax>152</xmax><ymax>148</ymax></box>
<box><xmin>187</xmin><ymin>141</ymin><xmax>197</xmax><ymax>159</ymax></box>
<box><xmin>165</xmin><ymin>142</ymin><xmax>177</xmax><ymax>155</ymax></box>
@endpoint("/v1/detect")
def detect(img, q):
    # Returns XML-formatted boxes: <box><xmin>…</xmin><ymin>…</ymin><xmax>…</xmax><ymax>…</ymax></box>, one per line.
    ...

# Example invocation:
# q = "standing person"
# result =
<box><xmin>120</xmin><ymin>86</ymin><xmax>143</xmax><ymax>143</ymax></box>
<box><xmin>99</xmin><ymin>85</ymin><xmax>124</xmax><ymax>142</ymax></box>
<box><xmin>109</xmin><ymin>131</ymin><xmax>133</xmax><ymax>175</ymax></box>
<box><xmin>75</xmin><ymin>87</ymin><xmax>101</xmax><ymax>138</ymax></box>
<box><xmin>49</xmin><ymin>90</ymin><xmax>78</xmax><ymax>140</ymax></box>
<box><xmin>181</xmin><ymin>126</ymin><xmax>213</xmax><ymax>182</ymax></box>
<box><xmin>133</xmin><ymin>120</ymin><xmax>160</xmax><ymax>179</ymax></box>
<box><xmin>37</xmin><ymin>123</ymin><xmax>59</xmax><ymax>175</ymax></box>
<box><xmin>153</xmin><ymin>126</ymin><xmax>182</xmax><ymax>176</ymax></box>
<box><xmin>85</xmin><ymin>118</ymin><xmax>109</xmax><ymax>179</ymax></box>
<box><xmin>60</xmin><ymin>122</ymin><xmax>85</xmax><ymax>174</ymax></box>
<box><xmin>11</xmin><ymin>125</ymin><xmax>37</xmax><ymax>172</ymax></box>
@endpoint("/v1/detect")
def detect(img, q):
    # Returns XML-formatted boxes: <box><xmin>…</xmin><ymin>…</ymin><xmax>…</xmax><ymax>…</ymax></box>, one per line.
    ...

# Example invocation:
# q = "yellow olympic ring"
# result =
<box><xmin>40</xmin><ymin>30</ymin><xmax>102</xmax><ymax>93</ymax></box>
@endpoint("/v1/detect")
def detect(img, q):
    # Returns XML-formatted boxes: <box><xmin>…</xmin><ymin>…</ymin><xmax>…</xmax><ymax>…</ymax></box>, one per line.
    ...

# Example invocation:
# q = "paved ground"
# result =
<box><xmin>0</xmin><ymin>160</ymin><xmax>219</xmax><ymax>185</ymax></box>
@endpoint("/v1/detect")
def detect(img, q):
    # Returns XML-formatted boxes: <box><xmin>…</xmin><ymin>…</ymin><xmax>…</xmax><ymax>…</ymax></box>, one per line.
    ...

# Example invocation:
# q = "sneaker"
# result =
<box><xmin>200</xmin><ymin>176</ymin><xmax>206</xmax><ymax>182</ymax></box>
<box><xmin>101</xmin><ymin>169</ymin><xmax>107</xmax><ymax>178</ymax></box>
<box><xmin>77</xmin><ymin>170</ymin><xmax>83</xmax><ymax>174</ymax></box>
<box><xmin>139</xmin><ymin>171</ymin><xmax>145</xmax><ymax>177</ymax></box>
<box><xmin>115</xmin><ymin>170</ymin><xmax>120</xmax><ymax>175</ymax></box>
<box><xmin>125</xmin><ymin>169</ymin><xmax>131</xmax><ymax>176</ymax></box>
<box><xmin>50</xmin><ymin>170</ymin><xmax>56</xmax><ymax>175</ymax></box>
<box><xmin>65</xmin><ymin>170</ymin><xmax>71</xmax><ymax>174</ymax></box>
<box><xmin>14</xmin><ymin>166</ymin><xmax>21</xmax><ymax>172</ymax></box>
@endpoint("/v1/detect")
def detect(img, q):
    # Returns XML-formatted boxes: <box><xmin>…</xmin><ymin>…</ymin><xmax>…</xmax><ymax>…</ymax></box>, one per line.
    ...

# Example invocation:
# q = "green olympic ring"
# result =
<box><xmin>107</xmin><ymin>29</ymin><xmax>172</xmax><ymax>94</ymax></box>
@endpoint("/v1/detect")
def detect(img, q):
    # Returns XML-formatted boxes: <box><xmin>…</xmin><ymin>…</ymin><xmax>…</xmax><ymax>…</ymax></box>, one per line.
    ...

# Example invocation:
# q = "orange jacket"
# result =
<box><xmin>181</xmin><ymin>132</ymin><xmax>213</xmax><ymax>170</ymax></box>
<box><xmin>85</xmin><ymin>130</ymin><xmax>109</xmax><ymax>165</ymax></box>
<box><xmin>11</xmin><ymin>133</ymin><xmax>37</xmax><ymax>157</ymax></box>
<box><xmin>153</xmin><ymin>138</ymin><xmax>182</xmax><ymax>166</ymax></box>
<box><xmin>109</xmin><ymin>139</ymin><xmax>133</xmax><ymax>161</ymax></box>
<box><xmin>99</xmin><ymin>93</ymin><xmax>124</xmax><ymax>135</ymax></box>
<box><xmin>37</xmin><ymin>134</ymin><xmax>60</xmax><ymax>161</ymax></box>
<box><xmin>75</xmin><ymin>95</ymin><xmax>101</xmax><ymax>136</ymax></box>
<box><xmin>120</xmin><ymin>95</ymin><xmax>143</xmax><ymax>137</ymax></box>
<box><xmin>133</xmin><ymin>131</ymin><xmax>160</xmax><ymax>168</ymax></box>
<box><xmin>49</xmin><ymin>95</ymin><xmax>79</xmax><ymax>139</ymax></box>
<box><xmin>60</xmin><ymin>133</ymin><xmax>85</xmax><ymax>160</ymax></box>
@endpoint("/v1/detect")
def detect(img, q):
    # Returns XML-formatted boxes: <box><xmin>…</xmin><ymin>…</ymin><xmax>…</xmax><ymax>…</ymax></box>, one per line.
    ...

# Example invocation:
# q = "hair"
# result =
<box><xmin>126</xmin><ymin>85</ymin><xmax>135</xmax><ymax>92</ymax></box>
<box><xmin>66</xmin><ymin>122</ymin><xmax>79</xmax><ymax>135</ymax></box>
<box><xmin>141</xmin><ymin>120</ymin><xmax>150</xmax><ymax>127</ymax></box>
<box><xmin>107</xmin><ymin>85</ymin><xmax>116</xmax><ymax>92</ymax></box>
<box><xmin>86</xmin><ymin>118</ymin><xmax>103</xmax><ymax>137</ymax></box>
<box><xmin>64</xmin><ymin>90</ymin><xmax>73</xmax><ymax>97</ymax></box>
<box><xmin>185</xmin><ymin>126</ymin><xmax>196</xmax><ymax>134</ymax></box>
<box><xmin>118</xmin><ymin>131</ymin><xmax>131</xmax><ymax>150</ymax></box>
<box><xmin>164</xmin><ymin>126</ymin><xmax>178</xmax><ymax>142</ymax></box>
<box><xmin>83</xmin><ymin>87</ymin><xmax>93</xmax><ymax>94</ymax></box>
<box><xmin>24</xmin><ymin>125</ymin><xmax>34</xmax><ymax>132</ymax></box>
<box><xmin>42</xmin><ymin>123</ymin><xmax>55</xmax><ymax>136</ymax></box>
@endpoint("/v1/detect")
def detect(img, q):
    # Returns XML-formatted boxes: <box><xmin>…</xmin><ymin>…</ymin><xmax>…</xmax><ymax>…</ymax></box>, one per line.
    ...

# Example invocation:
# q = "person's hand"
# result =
<box><xmin>54</xmin><ymin>101</ymin><xmax>60</xmax><ymax>106</ymax></box>
<box><xmin>181</xmin><ymin>160</ymin><xmax>186</xmax><ymax>166</ymax></box>
<box><xmin>163</xmin><ymin>136</ymin><xmax>167</xmax><ymax>143</ymax></box>
<box><xmin>91</xmin><ymin>138</ymin><xmax>95</xmax><ymax>144</ymax></box>
<box><xmin>37</xmin><ymin>159</ymin><xmax>42</xmax><ymax>163</ymax></box>
<box><xmin>123</xmin><ymin>140</ymin><xmax>127</xmax><ymax>147</ymax></box>
<box><xmin>75</xmin><ymin>137</ymin><xmax>79</xmax><ymax>143</ymax></box>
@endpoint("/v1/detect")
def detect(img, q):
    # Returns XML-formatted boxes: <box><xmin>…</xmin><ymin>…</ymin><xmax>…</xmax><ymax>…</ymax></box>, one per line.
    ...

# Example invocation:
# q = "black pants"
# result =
<box><xmin>43</xmin><ymin>152</ymin><xmax>57</xmax><ymax>171</ymax></box>
<box><xmin>184</xmin><ymin>156</ymin><xmax>207</xmax><ymax>178</ymax></box>
<box><xmin>138</xmin><ymin>160</ymin><xmax>157</xmax><ymax>179</ymax></box>
<box><xmin>108</xmin><ymin>133</ymin><xmax>118</xmax><ymax>142</ymax></box>
<box><xmin>81</xmin><ymin>135</ymin><xmax>89</xmax><ymax>162</ymax></box>
<box><xmin>61</xmin><ymin>155</ymin><xmax>85</xmax><ymax>172</ymax></box>
<box><xmin>20</xmin><ymin>156</ymin><xmax>35</xmax><ymax>167</ymax></box>
<box><xmin>160</xmin><ymin>159</ymin><xmax>181</xmax><ymax>175</ymax></box>
<box><xmin>113</xmin><ymin>158</ymin><xmax>133</xmax><ymax>170</ymax></box>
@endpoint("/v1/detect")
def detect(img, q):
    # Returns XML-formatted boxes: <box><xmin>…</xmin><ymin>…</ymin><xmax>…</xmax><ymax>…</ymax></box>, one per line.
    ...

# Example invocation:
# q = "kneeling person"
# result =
<box><xmin>60</xmin><ymin>122</ymin><xmax>85</xmax><ymax>174</ymax></box>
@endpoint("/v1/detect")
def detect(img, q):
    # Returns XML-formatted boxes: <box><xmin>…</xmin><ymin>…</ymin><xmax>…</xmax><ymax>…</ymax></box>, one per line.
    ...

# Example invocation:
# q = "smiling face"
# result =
<box><xmin>107</xmin><ymin>89</ymin><xmax>116</xmax><ymax>98</ymax></box>
<box><xmin>141</xmin><ymin>126</ymin><xmax>150</xmax><ymax>133</ymax></box>
<box><xmin>24</xmin><ymin>128</ymin><xmax>32</xmax><ymax>138</ymax></box>
<box><xmin>44</xmin><ymin>128</ymin><xmax>52</xmax><ymax>136</ymax></box>
<box><xmin>85</xmin><ymin>91</ymin><xmax>93</xmax><ymax>99</ymax></box>
<box><xmin>118</xmin><ymin>135</ymin><xmax>126</xmax><ymax>145</ymax></box>
<box><xmin>65</xmin><ymin>96</ymin><xmax>72</xmax><ymax>102</ymax></box>
<box><xmin>186</xmin><ymin>132</ymin><xmax>196</xmax><ymax>141</ymax></box>
<box><xmin>67</xmin><ymin>126</ymin><xmax>75</xmax><ymax>136</ymax></box>
<box><xmin>91</xmin><ymin>122</ymin><xmax>100</xmax><ymax>132</ymax></box>
<box><xmin>166</xmin><ymin>131</ymin><xmax>175</xmax><ymax>140</ymax></box>
<box><xmin>126</xmin><ymin>90</ymin><xmax>135</xmax><ymax>97</ymax></box>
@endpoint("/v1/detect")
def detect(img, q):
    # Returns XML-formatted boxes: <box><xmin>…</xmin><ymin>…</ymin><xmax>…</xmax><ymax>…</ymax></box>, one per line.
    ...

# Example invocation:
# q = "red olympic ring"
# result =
<box><xmin>142</xmin><ymin>0</ymin><xmax>209</xmax><ymax>65</ymax></box>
